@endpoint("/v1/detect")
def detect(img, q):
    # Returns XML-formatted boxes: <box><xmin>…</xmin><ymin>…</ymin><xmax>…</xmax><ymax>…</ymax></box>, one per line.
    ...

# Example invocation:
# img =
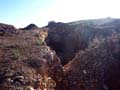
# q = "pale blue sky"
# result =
<box><xmin>0</xmin><ymin>0</ymin><xmax>58</xmax><ymax>27</ymax></box>
<box><xmin>0</xmin><ymin>0</ymin><xmax>120</xmax><ymax>28</ymax></box>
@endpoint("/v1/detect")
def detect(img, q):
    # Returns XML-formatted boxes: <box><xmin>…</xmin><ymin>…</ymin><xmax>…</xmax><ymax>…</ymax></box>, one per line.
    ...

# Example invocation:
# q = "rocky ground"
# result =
<box><xmin>0</xmin><ymin>20</ymin><xmax>120</xmax><ymax>90</ymax></box>
<box><xmin>62</xmin><ymin>34</ymin><xmax>120</xmax><ymax>90</ymax></box>
<box><xmin>0</xmin><ymin>24</ymin><xmax>63</xmax><ymax>90</ymax></box>
<box><xmin>46</xmin><ymin>20</ymin><xmax>120</xmax><ymax>65</ymax></box>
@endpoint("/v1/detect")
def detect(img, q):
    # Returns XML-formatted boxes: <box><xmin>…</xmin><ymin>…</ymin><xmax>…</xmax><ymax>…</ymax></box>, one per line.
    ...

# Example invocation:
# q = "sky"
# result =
<box><xmin>0</xmin><ymin>0</ymin><xmax>120</xmax><ymax>28</ymax></box>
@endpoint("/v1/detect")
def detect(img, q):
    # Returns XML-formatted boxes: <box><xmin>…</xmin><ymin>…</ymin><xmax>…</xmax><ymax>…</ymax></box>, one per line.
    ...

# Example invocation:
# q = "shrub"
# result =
<box><xmin>36</xmin><ymin>39</ymin><xmax>42</xmax><ymax>45</ymax></box>
<box><xmin>13</xmin><ymin>48</ymin><xmax>20</xmax><ymax>59</ymax></box>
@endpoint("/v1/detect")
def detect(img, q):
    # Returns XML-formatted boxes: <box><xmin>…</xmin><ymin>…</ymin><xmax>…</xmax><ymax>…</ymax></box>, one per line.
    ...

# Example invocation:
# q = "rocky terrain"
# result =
<box><xmin>46</xmin><ymin>19</ymin><xmax>120</xmax><ymax>65</ymax></box>
<box><xmin>0</xmin><ymin>24</ymin><xmax>63</xmax><ymax>90</ymax></box>
<box><xmin>0</xmin><ymin>18</ymin><xmax>120</xmax><ymax>90</ymax></box>
<box><xmin>62</xmin><ymin>34</ymin><xmax>120</xmax><ymax>90</ymax></box>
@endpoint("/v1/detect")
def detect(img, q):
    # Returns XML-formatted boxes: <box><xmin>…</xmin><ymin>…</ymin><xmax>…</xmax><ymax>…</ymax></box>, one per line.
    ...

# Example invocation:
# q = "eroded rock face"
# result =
<box><xmin>0</xmin><ymin>28</ymin><xmax>63</xmax><ymax>90</ymax></box>
<box><xmin>62</xmin><ymin>34</ymin><xmax>120</xmax><ymax>90</ymax></box>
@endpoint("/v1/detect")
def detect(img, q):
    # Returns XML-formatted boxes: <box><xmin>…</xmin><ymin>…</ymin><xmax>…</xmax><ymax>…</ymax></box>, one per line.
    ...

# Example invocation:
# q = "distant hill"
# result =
<box><xmin>21</xmin><ymin>23</ymin><xmax>39</xmax><ymax>30</ymax></box>
<box><xmin>68</xmin><ymin>17</ymin><xmax>115</xmax><ymax>26</ymax></box>
<box><xmin>101</xmin><ymin>19</ymin><xmax>120</xmax><ymax>27</ymax></box>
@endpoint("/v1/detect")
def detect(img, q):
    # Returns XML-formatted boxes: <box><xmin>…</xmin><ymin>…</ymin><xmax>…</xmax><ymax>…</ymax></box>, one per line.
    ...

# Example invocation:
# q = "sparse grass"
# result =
<box><xmin>35</xmin><ymin>39</ymin><xmax>43</xmax><ymax>45</ymax></box>
<box><xmin>13</xmin><ymin>48</ymin><xmax>20</xmax><ymax>59</ymax></box>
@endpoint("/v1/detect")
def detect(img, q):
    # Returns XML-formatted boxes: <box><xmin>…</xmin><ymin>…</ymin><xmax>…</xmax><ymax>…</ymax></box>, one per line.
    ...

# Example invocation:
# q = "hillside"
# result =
<box><xmin>46</xmin><ymin>19</ymin><xmax>120</xmax><ymax>65</ymax></box>
<box><xmin>68</xmin><ymin>17</ymin><xmax>115</xmax><ymax>26</ymax></box>
<box><xmin>62</xmin><ymin>34</ymin><xmax>120</xmax><ymax>90</ymax></box>
<box><xmin>0</xmin><ymin>18</ymin><xmax>120</xmax><ymax>90</ymax></box>
<box><xmin>0</xmin><ymin>25</ymin><xmax>63</xmax><ymax>90</ymax></box>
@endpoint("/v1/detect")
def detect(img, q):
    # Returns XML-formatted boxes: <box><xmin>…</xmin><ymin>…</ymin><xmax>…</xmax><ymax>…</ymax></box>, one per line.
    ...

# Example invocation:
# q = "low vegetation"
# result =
<box><xmin>13</xmin><ymin>48</ymin><xmax>20</xmax><ymax>59</ymax></box>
